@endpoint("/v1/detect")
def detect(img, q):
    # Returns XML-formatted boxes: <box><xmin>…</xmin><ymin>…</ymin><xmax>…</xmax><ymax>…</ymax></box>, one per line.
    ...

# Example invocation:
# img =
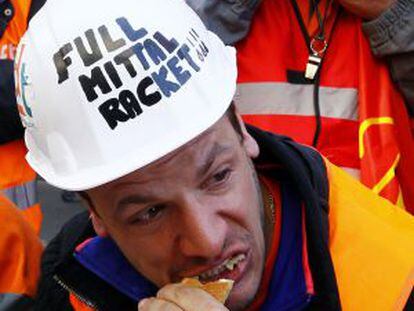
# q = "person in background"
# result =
<box><xmin>14</xmin><ymin>0</ymin><xmax>414</xmax><ymax>310</ymax></box>
<box><xmin>186</xmin><ymin>0</ymin><xmax>414</xmax><ymax>213</ymax></box>
<box><xmin>0</xmin><ymin>194</ymin><xmax>43</xmax><ymax>310</ymax></box>
<box><xmin>0</xmin><ymin>0</ymin><xmax>46</xmax><ymax>234</ymax></box>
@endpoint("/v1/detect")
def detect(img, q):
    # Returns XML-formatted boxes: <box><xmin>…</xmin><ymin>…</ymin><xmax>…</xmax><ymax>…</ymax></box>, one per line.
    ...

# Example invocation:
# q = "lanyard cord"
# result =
<box><xmin>311</xmin><ymin>0</ymin><xmax>333</xmax><ymax>146</ymax></box>
<box><xmin>290</xmin><ymin>0</ymin><xmax>312</xmax><ymax>50</ymax></box>
<box><xmin>289</xmin><ymin>0</ymin><xmax>338</xmax><ymax>147</ymax></box>
<box><xmin>312</xmin><ymin>0</ymin><xmax>330</xmax><ymax>40</ymax></box>
<box><xmin>313</xmin><ymin>1</ymin><xmax>324</xmax><ymax>37</ymax></box>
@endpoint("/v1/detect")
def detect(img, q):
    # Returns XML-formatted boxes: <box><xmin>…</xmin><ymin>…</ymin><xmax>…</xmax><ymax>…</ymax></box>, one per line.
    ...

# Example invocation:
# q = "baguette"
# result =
<box><xmin>181</xmin><ymin>278</ymin><xmax>234</xmax><ymax>304</ymax></box>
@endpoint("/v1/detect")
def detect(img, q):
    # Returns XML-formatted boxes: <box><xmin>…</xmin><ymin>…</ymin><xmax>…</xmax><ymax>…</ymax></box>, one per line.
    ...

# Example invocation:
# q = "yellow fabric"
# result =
<box><xmin>327</xmin><ymin>161</ymin><xmax>414</xmax><ymax>311</ymax></box>
<box><xmin>0</xmin><ymin>195</ymin><xmax>43</xmax><ymax>297</ymax></box>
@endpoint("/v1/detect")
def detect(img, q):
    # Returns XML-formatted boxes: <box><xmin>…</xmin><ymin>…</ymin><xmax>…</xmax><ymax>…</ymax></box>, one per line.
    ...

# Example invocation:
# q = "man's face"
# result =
<box><xmin>87</xmin><ymin>114</ymin><xmax>265</xmax><ymax>310</ymax></box>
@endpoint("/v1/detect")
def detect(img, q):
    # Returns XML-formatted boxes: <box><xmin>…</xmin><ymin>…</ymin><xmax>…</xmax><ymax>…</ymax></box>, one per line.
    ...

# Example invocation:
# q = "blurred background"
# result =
<box><xmin>39</xmin><ymin>179</ymin><xmax>84</xmax><ymax>243</ymax></box>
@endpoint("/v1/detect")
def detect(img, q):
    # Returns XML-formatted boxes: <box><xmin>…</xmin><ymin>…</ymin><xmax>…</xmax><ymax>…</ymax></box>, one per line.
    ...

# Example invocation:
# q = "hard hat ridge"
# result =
<box><xmin>15</xmin><ymin>0</ymin><xmax>237</xmax><ymax>190</ymax></box>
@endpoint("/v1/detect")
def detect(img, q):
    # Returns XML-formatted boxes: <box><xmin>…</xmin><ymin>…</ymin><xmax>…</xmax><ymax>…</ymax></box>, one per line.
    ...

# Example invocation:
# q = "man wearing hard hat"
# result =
<box><xmin>16</xmin><ymin>0</ymin><xmax>413</xmax><ymax>310</ymax></box>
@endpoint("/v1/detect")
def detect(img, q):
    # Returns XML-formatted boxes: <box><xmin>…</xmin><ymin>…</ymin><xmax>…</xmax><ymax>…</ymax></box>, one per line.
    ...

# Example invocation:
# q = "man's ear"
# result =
<box><xmin>90</xmin><ymin>209</ymin><xmax>109</xmax><ymax>237</ymax></box>
<box><xmin>235</xmin><ymin>110</ymin><xmax>260</xmax><ymax>158</ymax></box>
<box><xmin>80</xmin><ymin>191</ymin><xmax>109</xmax><ymax>237</ymax></box>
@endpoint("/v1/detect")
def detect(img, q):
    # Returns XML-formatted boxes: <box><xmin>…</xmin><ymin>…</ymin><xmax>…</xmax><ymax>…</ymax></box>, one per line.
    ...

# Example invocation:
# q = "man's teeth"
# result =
<box><xmin>199</xmin><ymin>254</ymin><xmax>246</xmax><ymax>280</ymax></box>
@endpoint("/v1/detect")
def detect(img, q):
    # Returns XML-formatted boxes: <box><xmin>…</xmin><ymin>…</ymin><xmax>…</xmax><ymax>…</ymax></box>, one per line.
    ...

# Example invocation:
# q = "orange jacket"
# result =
<box><xmin>0</xmin><ymin>0</ymin><xmax>42</xmax><ymax>234</ymax></box>
<box><xmin>0</xmin><ymin>194</ymin><xmax>43</xmax><ymax>308</ymax></box>
<box><xmin>326</xmin><ymin>160</ymin><xmax>414</xmax><ymax>311</ymax></box>
<box><xmin>0</xmin><ymin>140</ymin><xmax>42</xmax><ymax>234</ymax></box>
<box><xmin>235</xmin><ymin>0</ymin><xmax>414</xmax><ymax>212</ymax></box>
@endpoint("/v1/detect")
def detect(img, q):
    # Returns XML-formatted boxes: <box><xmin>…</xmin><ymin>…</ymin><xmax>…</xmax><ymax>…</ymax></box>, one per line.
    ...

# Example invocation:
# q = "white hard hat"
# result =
<box><xmin>15</xmin><ymin>0</ymin><xmax>237</xmax><ymax>191</ymax></box>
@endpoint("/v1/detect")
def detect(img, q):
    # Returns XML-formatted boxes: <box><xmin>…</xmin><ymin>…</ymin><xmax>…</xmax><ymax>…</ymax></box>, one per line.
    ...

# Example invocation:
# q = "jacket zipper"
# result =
<box><xmin>54</xmin><ymin>274</ymin><xmax>99</xmax><ymax>310</ymax></box>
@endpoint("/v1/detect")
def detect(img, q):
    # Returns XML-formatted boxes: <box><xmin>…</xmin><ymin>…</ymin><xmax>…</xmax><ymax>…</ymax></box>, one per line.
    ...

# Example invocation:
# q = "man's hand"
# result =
<box><xmin>337</xmin><ymin>0</ymin><xmax>396</xmax><ymax>19</ymax></box>
<box><xmin>138</xmin><ymin>284</ymin><xmax>229</xmax><ymax>311</ymax></box>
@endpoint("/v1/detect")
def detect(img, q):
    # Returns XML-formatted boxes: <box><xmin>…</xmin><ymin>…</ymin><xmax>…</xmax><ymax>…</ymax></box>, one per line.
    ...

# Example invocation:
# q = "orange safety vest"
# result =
<box><xmin>0</xmin><ymin>194</ymin><xmax>43</xmax><ymax>307</ymax></box>
<box><xmin>326</xmin><ymin>160</ymin><xmax>414</xmax><ymax>311</ymax></box>
<box><xmin>69</xmin><ymin>160</ymin><xmax>414</xmax><ymax>311</ymax></box>
<box><xmin>0</xmin><ymin>0</ymin><xmax>42</xmax><ymax>234</ymax></box>
<box><xmin>235</xmin><ymin>0</ymin><xmax>414</xmax><ymax>213</ymax></box>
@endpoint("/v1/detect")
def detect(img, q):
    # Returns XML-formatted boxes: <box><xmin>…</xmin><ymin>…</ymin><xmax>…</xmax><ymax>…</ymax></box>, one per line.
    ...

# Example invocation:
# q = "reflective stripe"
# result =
<box><xmin>0</xmin><ymin>293</ymin><xmax>33</xmax><ymax>311</ymax></box>
<box><xmin>235</xmin><ymin>82</ymin><xmax>358</xmax><ymax>121</ymax></box>
<box><xmin>1</xmin><ymin>180</ymin><xmax>38</xmax><ymax>210</ymax></box>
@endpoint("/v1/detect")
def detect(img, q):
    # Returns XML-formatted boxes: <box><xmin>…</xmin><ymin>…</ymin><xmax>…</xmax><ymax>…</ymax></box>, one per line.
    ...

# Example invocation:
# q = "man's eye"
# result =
<box><xmin>133</xmin><ymin>205</ymin><xmax>164</xmax><ymax>224</ymax></box>
<box><xmin>211</xmin><ymin>168</ymin><xmax>232</xmax><ymax>184</ymax></box>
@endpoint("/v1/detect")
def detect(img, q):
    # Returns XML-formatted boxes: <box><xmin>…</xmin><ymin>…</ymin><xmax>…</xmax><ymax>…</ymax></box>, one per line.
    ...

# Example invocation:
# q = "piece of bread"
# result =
<box><xmin>181</xmin><ymin>278</ymin><xmax>234</xmax><ymax>304</ymax></box>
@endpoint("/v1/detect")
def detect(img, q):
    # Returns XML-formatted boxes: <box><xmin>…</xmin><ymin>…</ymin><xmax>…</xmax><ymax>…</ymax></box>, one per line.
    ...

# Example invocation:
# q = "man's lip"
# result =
<box><xmin>211</xmin><ymin>250</ymin><xmax>249</xmax><ymax>284</ymax></box>
<box><xmin>178</xmin><ymin>249</ymin><xmax>249</xmax><ymax>279</ymax></box>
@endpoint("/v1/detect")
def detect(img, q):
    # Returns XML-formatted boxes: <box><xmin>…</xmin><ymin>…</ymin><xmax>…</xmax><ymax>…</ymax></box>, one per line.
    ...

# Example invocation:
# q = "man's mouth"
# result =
<box><xmin>197</xmin><ymin>253</ymin><xmax>246</xmax><ymax>283</ymax></box>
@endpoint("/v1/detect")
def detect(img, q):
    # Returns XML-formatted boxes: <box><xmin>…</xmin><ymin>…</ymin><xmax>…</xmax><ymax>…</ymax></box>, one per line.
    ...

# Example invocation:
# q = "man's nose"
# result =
<box><xmin>176</xmin><ymin>195</ymin><xmax>226</xmax><ymax>259</ymax></box>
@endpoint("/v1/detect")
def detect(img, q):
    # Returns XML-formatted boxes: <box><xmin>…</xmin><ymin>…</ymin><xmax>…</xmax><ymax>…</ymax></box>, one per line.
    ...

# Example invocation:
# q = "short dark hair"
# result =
<box><xmin>226</xmin><ymin>102</ymin><xmax>243</xmax><ymax>138</ymax></box>
<box><xmin>78</xmin><ymin>191</ymin><xmax>93</xmax><ymax>209</ymax></box>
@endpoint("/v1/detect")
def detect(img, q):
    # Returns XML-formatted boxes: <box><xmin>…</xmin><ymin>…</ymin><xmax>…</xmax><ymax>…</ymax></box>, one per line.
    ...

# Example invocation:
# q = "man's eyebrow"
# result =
<box><xmin>196</xmin><ymin>143</ymin><xmax>233</xmax><ymax>179</ymax></box>
<box><xmin>115</xmin><ymin>194</ymin><xmax>153</xmax><ymax>216</ymax></box>
<box><xmin>114</xmin><ymin>143</ymin><xmax>232</xmax><ymax>215</ymax></box>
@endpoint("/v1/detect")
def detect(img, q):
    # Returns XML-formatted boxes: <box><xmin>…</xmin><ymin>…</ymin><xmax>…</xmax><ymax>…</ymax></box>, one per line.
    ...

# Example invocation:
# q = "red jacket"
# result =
<box><xmin>234</xmin><ymin>0</ymin><xmax>414</xmax><ymax>212</ymax></box>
